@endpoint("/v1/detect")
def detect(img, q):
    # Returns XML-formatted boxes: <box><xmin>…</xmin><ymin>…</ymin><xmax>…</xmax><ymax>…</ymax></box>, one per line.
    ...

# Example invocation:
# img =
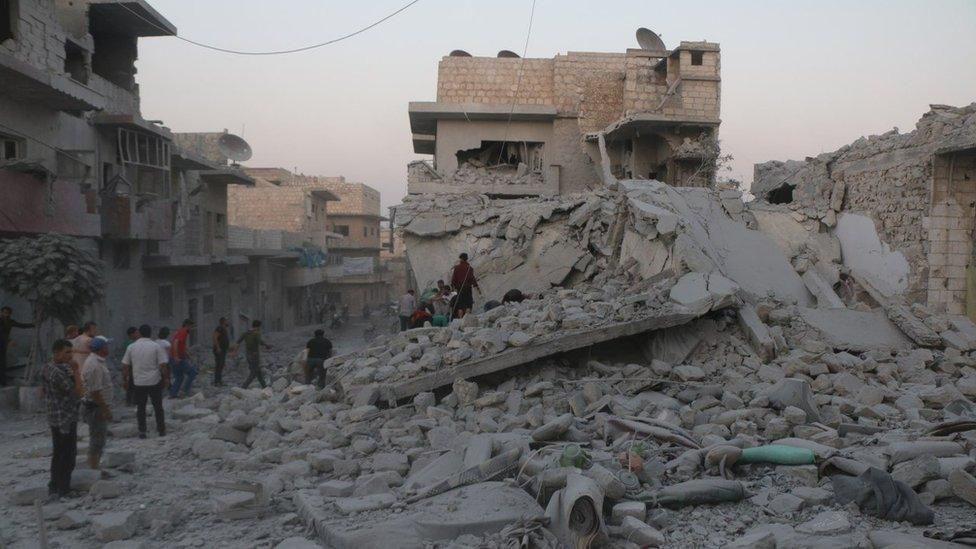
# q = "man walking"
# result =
<box><xmin>81</xmin><ymin>336</ymin><xmax>113</xmax><ymax>470</ymax></box>
<box><xmin>234</xmin><ymin>320</ymin><xmax>272</xmax><ymax>389</ymax></box>
<box><xmin>42</xmin><ymin>339</ymin><xmax>82</xmax><ymax>499</ymax></box>
<box><xmin>398</xmin><ymin>290</ymin><xmax>416</xmax><ymax>331</ymax></box>
<box><xmin>0</xmin><ymin>306</ymin><xmax>34</xmax><ymax>386</ymax></box>
<box><xmin>450</xmin><ymin>253</ymin><xmax>479</xmax><ymax>318</ymax></box>
<box><xmin>212</xmin><ymin>318</ymin><xmax>230</xmax><ymax>386</ymax></box>
<box><xmin>305</xmin><ymin>329</ymin><xmax>333</xmax><ymax>389</ymax></box>
<box><xmin>169</xmin><ymin>319</ymin><xmax>197</xmax><ymax>398</ymax></box>
<box><xmin>122</xmin><ymin>325</ymin><xmax>169</xmax><ymax>438</ymax></box>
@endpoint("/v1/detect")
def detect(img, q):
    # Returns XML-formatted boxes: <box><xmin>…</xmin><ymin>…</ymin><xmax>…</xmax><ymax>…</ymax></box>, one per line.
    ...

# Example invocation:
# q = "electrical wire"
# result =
<box><xmin>116</xmin><ymin>0</ymin><xmax>422</xmax><ymax>56</ymax></box>
<box><xmin>495</xmin><ymin>0</ymin><xmax>538</xmax><ymax>165</ymax></box>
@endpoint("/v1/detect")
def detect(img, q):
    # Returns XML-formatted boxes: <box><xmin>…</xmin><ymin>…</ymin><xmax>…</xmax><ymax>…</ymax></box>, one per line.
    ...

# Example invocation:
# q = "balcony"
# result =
<box><xmin>0</xmin><ymin>52</ymin><xmax>105</xmax><ymax>113</ymax></box>
<box><xmin>101</xmin><ymin>194</ymin><xmax>173</xmax><ymax>240</ymax></box>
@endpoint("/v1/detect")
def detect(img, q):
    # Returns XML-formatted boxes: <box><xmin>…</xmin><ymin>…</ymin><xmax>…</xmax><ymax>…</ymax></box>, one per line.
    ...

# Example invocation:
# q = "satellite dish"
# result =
<box><xmin>217</xmin><ymin>133</ymin><xmax>252</xmax><ymax>162</ymax></box>
<box><xmin>636</xmin><ymin>28</ymin><xmax>666</xmax><ymax>51</ymax></box>
<box><xmin>497</xmin><ymin>50</ymin><xmax>520</xmax><ymax>58</ymax></box>
<box><xmin>449</xmin><ymin>49</ymin><xmax>471</xmax><ymax>57</ymax></box>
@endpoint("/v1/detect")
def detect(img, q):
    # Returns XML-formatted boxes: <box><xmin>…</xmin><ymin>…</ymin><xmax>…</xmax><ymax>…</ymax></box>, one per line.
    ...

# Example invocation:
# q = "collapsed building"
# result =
<box><xmin>753</xmin><ymin>103</ymin><xmax>976</xmax><ymax>318</ymax></box>
<box><xmin>407</xmin><ymin>29</ymin><xmax>722</xmax><ymax>197</ymax></box>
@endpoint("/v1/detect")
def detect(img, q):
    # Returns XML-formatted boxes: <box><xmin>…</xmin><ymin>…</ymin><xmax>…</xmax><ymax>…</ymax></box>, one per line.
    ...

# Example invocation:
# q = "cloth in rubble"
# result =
<box><xmin>831</xmin><ymin>467</ymin><xmax>934</xmax><ymax>525</ymax></box>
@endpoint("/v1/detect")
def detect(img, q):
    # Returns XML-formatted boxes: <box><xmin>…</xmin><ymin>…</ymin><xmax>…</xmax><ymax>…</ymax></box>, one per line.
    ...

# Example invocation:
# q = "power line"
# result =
<box><xmin>496</xmin><ymin>0</ymin><xmax>538</xmax><ymax>165</ymax></box>
<box><xmin>117</xmin><ymin>0</ymin><xmax>422</xmax><ymax>56</ymax></box>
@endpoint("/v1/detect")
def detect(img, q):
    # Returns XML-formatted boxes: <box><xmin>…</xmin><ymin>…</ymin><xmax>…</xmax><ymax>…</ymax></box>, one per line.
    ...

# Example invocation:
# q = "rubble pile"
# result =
<box><xmin>441</xmin><ymin>161</ymin><xmax>545</xmax><ymax>188</ymax></box>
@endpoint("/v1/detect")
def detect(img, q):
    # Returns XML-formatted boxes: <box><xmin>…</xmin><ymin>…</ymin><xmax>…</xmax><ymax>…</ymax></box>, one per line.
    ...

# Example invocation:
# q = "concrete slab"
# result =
<box><xmin>797</xmin><ymin>307</ymin><xmax>913</xmax><ymax>352</ymax></box>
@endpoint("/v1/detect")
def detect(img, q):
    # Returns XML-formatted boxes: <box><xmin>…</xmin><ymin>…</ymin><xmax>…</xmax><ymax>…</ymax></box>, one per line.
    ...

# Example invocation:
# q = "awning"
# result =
<box><xmin>408</xmin><ymin>102</ymin><xmax>557</xmax><ymax>135</ymax></box>
<box><xmin>92</xmin><ymin>113</ymin><xmax>173</xmax><ymax>140</ymax></box>
<box><xmin>0</xmin><ymin>52</ymin><xmax>104</xmax><ymax>112</ymax></box>
<box><xmin>588</xmin><ymin>112</ymin><xmax>721</xmax><ymax>142</ymax></box>
<box><xmin>88</xmin><ymin>0</ymin><xmax>177</xmax><ymax>37</ymax></box>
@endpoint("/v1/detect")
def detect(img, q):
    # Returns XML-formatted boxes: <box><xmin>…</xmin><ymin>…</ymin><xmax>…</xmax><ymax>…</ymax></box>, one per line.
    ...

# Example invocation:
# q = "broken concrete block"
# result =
<box><xmin>887</xmin><ymin>441</ymin><xmax>965</xmax><ymax>465</ymax></box>
<box><xmin>949</xmin><ymin>468</ymin><xmax>976</xmax><ymax>507</ymax></box>
<box><xmin>669</xmin><ymin>272</ymin><xmax>711</xmax><ymax>311</ymax></box>
<box><xmin>55</xmin><ymin>510</ymin><xmax>89</xmax><ymax>530</ymax></box>
<box><xmin>318</xmin><ymin>480</ymin><xmax>355</xmax><ymax>498</ymax></box>
<box><xmin>795</xmin><ymin>511</ymin><xmax>851</xmax><ymax>535</ymax></box>
<box><xmin>767</xmin><ymin>378</ymin><xmax>822</xmax><ymax>423</ymax></box>
<box><xmin>791</xmin><ymin>486</ymin><xmax>832</xmax><ymax>506</ymax></box>
<box><xmin>891</xmin><ymin>455</ymin><xmax>942</xmax><ymax>488</ymax></box>
<box><xmin>212</xmin><ymin>424</ymin><xmax>248</xmax><ymax>445</ymax></box>
<box><xmin>102</xmin><ymin>451</ymin><xmax>135</xmax><ymax>469</ymax></box>
<box><xmin>92</xmin><ymin>511</ymin><xmax>138</xmax><ymax>542</ymax></box>
<box><xmin>212</xmin><ymin>491</ymin><xmax>257</xmax><ymax>514</ymax></box>
<box><xmin>90</xmin><ymin>480</ymin><xmax>123</xmax><ymax>499</ymax></box>
<box><xmin>372</xmin><ymin>452</ymin><xmax>410</xmax><ymax>475</ymax></box>
<box><xmin>334</xmin><ymin>493</ymin><xmax>397</xmax><ymax>514</ymax></box>
<box><xmin>193</xmin><ymin>438</ymin><xmax>231</xmax><ymax>460</ymax></box>
<box><xmin>611</xmin><ymin>501</ymin><xmax>646</xmax><ymax>525</ymax></box>
<box><xmin>738</xmin><ymin>305</ymin><xmax>776</xmax><ymax>362</ymax></box>
<box><xmin>769</xmin><ymin>492</ymin><xmax>805</xmax><ymax>514</ymax></box>
<box><xmin>674</xmin><ymin>365</ymin><xmax>706</xmax><ymax>382</ymax></box>
<box><xmin>801</xmin><ymin>269</ymin><xmax>845</xmax><ymax>309</ymax></box>
<box><xmin>10</xmin><ymin>485</ymin><xmax>47</xmax><ymax>506</ymax></box>
<box><xmin>70</xmin><ymin>468</ymin><xmax>101</xmax><ymax>491</ymax></box>
<box><xmin>531</xmin><ymin>413</ymin><xmax>574</xmax><ymax>441</ymax></box>
<box><xmin>619</xmin><ymin>516</ymin><xmax>665</xmax><ymax>547</ymax></box>
<box><xmin>275</xmin><ymin>538</ymin><xmax>321</xmax><ymax>549</ymax></box>
<box><xmin>724</xmin><ymin>530</ymin><xmax>776</xmax><ymax>549</ymax></box>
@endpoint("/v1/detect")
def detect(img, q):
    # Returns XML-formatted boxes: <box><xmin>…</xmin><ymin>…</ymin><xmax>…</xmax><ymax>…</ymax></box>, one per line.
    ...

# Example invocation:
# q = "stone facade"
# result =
<box><xmin>409</xmin><ymin>39</ymin><xmax>721</xmax><ymax>195</ymax></box>
<box><xmin>753</xmin><ymin>103</ymin><xmax>976</xmax><ymax>315</ymax></box>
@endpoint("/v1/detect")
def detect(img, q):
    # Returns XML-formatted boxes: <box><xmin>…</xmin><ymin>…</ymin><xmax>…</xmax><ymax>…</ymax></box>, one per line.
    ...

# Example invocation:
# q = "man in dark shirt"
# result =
<box><xmin>304</xmin><ymin>329</ymin><xmax>333</xmax><ymax>389</ymax></box>
<box><xmin>212</xmin><ymin>317</ymin><xmax>231</xmax><ymax>386</ymax></box>
<box><xmin>42</xmin><ymin>339</ymin><xmax>82</xmax><ymax>499</ymax></box>
<box><xmin>234</xmin><ymin>320</ymin><xmax>272</xmax><ymax>389</ymax></box>
<box><xmin>1</xmin><ymin>306</ymin><xmax>34</xmax><ymax>386</ymax></box>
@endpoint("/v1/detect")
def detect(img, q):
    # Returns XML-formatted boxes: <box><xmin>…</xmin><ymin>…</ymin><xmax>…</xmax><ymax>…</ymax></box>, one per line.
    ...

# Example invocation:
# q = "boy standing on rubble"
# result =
<box><xmin>235</xmin><ymin>320</ymin><xmax>273</xmax><ymax>389</ymax></box>
<box><xmin>305</xmin><ymin>329</ymin><xmax>333</xmax><ymax>389</ymax></box>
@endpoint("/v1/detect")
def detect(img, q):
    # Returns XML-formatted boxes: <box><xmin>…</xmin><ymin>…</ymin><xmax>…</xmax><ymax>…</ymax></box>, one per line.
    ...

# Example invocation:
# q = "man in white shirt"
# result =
<box><xmin>81</xmin><ymin>336</ymin><xmax>113</xmax><ymax>470</ymax></box>
<box><xmin>121</xmin><ymin>325</ymin><xmax>170</xmax><ymax>438</ymax></box>
<box><xmin>398</xmin><ymin>290</ymin><xmax>416</xmax><ymax>331</ymax></box>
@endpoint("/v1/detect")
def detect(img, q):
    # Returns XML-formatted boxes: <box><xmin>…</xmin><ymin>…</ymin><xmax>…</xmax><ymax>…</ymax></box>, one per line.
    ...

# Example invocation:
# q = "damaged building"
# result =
<box><xmin>753</xmin><ymin>103</ymin><xmax>976</xmax><ymax>318</ymax></box>
<box><xmin>407</xmin><ymin>29</ymin><xmax>721</xmax><ymax>197</ymax></box>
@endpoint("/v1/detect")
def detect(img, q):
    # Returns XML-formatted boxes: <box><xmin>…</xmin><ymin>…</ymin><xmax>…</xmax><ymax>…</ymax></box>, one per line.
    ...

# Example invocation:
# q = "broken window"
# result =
<box><xmin>767</xmin><ymin>183</ymin><xmax>795</xmax><ymax>204</ymax></box>
<box><xmin>64</xmin><ymin>41</ymin><xmax>88</xmax><ymax>84</ymax></box>
<box><xmin>456</xmin><ymin>141</ymin><xmax>545</xmax><ymax>173</ymax></box>
<box><xmin>112</xmin><ymin>241</ymin><xmax>131</xmax><ymax>270</ymax></box>
<box><xmin>334</xmin><ymin>225</ymin><xmax>350</xmax><ymax>236</ymax></box>
<box><xmin>363</xmin><ymin>226</ymin><xmax>368</xmax><ymax>238</ymax></box>
<box><xmin>91</xmin><ymin>30</ymin><xmax>137</xmax><ymax>90</ymax></box>
<box><xmin>0</xmin><ymin>0</ymin><xmax>15</xmax><ymax>43</ymax></box>
<box><xmin>1</xmin><ymin>133</ymin><xmax>23</xmax><ymax>160</ymax></box>
<box><xmin>202</xmin><ymin>294</ymin><xmax>214</xmax><ymax>315</ymax></box>
<box><xmin>691</xmin><ymin>51</ymin><xmax>704</xmax><ymax>66</ymax></box>
<box><xmin>158</xmin><ymin>284</ymin><xmax>174</xmax><ymax>318</ymax></box>
<box><xmin>118</xmin><ymin>129</ymin><xmax>170</xmax><ymax>170</ymax></box>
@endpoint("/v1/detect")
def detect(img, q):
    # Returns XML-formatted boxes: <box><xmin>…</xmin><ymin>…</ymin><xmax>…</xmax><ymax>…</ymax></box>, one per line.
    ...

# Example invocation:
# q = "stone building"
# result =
<box><xmin>320</xmin><ymin>180</ymin><xmax>390</xmax><ymax>312</ymax></box>
<box><xmin>407</xmin><ymin>32</ymin><xmax>721</xmax><ymax>196</ymax></box>
<box><xmin>753</xmin><ymin>103</ymin><xmax>976</xmax><ymax>317</ymax></box>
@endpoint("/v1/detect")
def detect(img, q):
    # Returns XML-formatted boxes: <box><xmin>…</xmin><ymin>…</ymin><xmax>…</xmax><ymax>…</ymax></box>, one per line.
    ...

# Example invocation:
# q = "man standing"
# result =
<box><xmin>71</xmin><ymin>322</ymin><xmax>97</xmax><ymax>370</ymax></box>
<box><xmin>305</xmin><ymin>329</ymin><xmax>333</xmax><ymax>389</ymax></box>
<box><xmin>398</xmin><ymin>290</ymin><xmax>416</xmax><ymax>331</ymax></box>
<box><xmin>234</xmin><ymin>320</ymin><xmax>272</xmax><ymax>389</ymax></box>
<box><xmin>122</xmin><ymin>325</ymin><xmax>169</xmax><ymax>438</ymax></box>
<box><xmin>81</xmin><ymin>336</ymin><xmax>113</xmax><ymax>470</ymax></box>
<box><xmin>0</xmin><ymin>306</ymin><xmax>34</xmax><ymax>386</ymax></box>
<box><xmin>42</xmin><ymin>339</ymin><xmax>82</xmax><ymax>499</ymax></box>
<box><xmin>450</xmin><ymin>253</ymin><xmax>479</xmax><ymax>318</ymax></box>
<box><xmin>169</xmin><ymin>319</ymin><xmax>197</xmax><ymax>398</ymax></box>
<box><xmin>212</xmin><ymin>317</ymin><xmax>230</xmax><ymax>387</ymax></box>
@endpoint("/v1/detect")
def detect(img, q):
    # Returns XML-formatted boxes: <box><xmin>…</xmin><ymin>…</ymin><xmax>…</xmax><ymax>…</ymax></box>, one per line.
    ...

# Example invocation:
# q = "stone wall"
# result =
<box><xmin>322</xmin><ymin>181</ymin><xmax>381</xmax><ymax>217</ymax></box>
<box><xmin>753</xmin><ymin>103</ymin><xmax>976</xmax><ymax>309</ymax></box>
<box><xmin>436</xmin><ymin>57</ymin><xmax>555</xmax><ymax>106</ymax></box>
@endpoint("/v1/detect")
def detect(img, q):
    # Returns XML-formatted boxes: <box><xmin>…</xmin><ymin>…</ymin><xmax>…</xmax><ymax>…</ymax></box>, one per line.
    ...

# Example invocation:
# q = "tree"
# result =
<box><xmin>0</xmin><ymin>234</ymin><xmax>103</xmax><ymax>383</ymax></box>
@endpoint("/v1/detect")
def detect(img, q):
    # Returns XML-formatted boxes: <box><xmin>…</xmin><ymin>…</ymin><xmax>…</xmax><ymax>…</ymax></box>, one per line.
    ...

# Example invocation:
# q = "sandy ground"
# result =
<box><xmin>0</xmin><ymin>319</ymin><xmax>378</xmax><ymax>549</ymax></box>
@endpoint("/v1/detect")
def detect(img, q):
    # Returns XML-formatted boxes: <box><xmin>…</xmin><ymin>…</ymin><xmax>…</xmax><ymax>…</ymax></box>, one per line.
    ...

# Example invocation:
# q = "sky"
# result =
<box><xmin>137</xmin><ymin>0</ymin><xmax>976</xmax><ymax>210</ymax></box>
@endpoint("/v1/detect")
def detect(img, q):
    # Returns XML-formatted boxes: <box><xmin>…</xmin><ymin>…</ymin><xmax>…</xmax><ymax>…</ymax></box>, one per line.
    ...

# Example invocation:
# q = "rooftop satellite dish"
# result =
<box><xmin>217</xmin><ymin>133</ymin><xmax>252</xmax><ymax>163</ymax></box>
<box><xmin>449</xmin><ymin>49</ymin><xmax>471</xmax><ymax>57</ymax></box>
<box><xmin>497</xmin><ymin>50</ymin><xmax>520</xmax><ymax>58</ymax></box>
<box><xmin>636</xmin><ymin>27</ymin><xmax>666</xmax><ymax>51</ymax></box>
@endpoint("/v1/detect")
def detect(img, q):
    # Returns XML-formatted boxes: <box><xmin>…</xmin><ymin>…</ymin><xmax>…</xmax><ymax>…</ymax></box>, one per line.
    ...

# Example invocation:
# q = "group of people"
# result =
<box><xmin>33</xmin><ymin>312</ymin><xmax>278</xmax><ymax>500</ymax></box>
<box><xmin>398</xmin><ymin>252</ymin><xmax>481</xmax><ymax>331</ymax></box>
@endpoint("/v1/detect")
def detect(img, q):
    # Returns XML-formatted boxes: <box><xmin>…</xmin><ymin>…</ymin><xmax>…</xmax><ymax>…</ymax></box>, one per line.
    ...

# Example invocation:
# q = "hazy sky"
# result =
<box><xmin>137</xmin><ymin>0</ymin><xmax>976</xmax><ymax>210</ymax></box>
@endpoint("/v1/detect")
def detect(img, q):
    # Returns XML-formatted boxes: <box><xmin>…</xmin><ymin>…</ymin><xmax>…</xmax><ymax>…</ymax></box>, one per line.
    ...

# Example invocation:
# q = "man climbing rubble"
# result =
<box><xmin>450</xmin><ymin>252</ymin><xmax>479</xmax><ymax>318</ymax></box>
<box><xmin>81</xmin><ymin>335</ymin><xmax>113</xmax><ymax>470</ymax></box>
<box><xmin>169</xmin><ymin>319</ymin><xmax>197</xmax><ymax>398</ymax></box>
<box><xmin>0</xmin><ymin>305</ymin><xmax>33</xmax><ymax>386</ymax></box>
<box><xmin>234</xmin><ymin>320</ymin><xmax>273</xmax><ymax>389</ymax></box>
<box><xmin>212</xmin><ymin>317</ymin><xmax>231</xmax><ymax>387</ymax></box>
<box><xmin>304</xmin><ymin>328</ymin><xmax>333</xmax><ymax>389</ymax></box>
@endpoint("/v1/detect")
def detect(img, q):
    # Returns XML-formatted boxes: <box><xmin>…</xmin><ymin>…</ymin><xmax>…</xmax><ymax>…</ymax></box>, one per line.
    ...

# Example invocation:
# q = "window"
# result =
<box><xmin>335</xmin><ymin>225</ymin><xmax>349</xmax><ymax>236</ymax></box>
<box><xmin>0</xmin><ymin>0</ymin><xmax>16</xmax><ymax>43</ymax></box>
<box><xmin>691</xmin><ymin>51</ymin><xmax>704</xmax><ymax>66</ymax></box>
<box><xmin>1</xmin><ymin>133</ymin><xmax>23</xmax><ymax>160</ymax></box>
<box><xmin>215</xmin><ymin>214</ymin><xmax>226</xmax><ymax>238</ymax></box>
<box><xmin>112</xmin><ymin>242</ymin><xmax>130</xmax><ymax>270</ymax></box>
<box><xmin>202</xmin><ymin>294</ymin><xmax>214</xmax><ymax>314</ymax></box>
<box><xmin>158</xmin><ymin>285</ymin><xmax>174</xmax><ymax>318</ymax></box>
<box><xmin>118</xmin><ymin>128</ymin><xmax>170</xmax><ymax>171</ymax></box>
<box><xmin>363</xmin><ymin>226</ymin><xmax>368</xmax><ymax>237</ymax></box>
<box><xmin>64</xmin><ymin>41</ymin><xmax>88</xmax><ymax>84</ymax></box>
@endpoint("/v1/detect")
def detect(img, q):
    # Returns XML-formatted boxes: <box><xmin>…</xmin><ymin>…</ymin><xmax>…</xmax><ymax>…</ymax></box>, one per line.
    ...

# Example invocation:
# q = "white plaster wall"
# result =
<box><xmin>834</xmin><ymin>213</ymin><xmax>910</xmax><ymax>293</ymax></box>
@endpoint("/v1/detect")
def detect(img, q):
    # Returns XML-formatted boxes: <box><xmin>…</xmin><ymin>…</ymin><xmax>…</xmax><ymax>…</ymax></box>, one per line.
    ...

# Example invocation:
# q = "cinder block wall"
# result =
<box><xmin>929</xmin><ymin>150</ymin><xmax>976</xmax><ymax>314</ymax></box>
<box><xmin>436</xmin><ymin>57</ymin><xmax>555</xmax><ymax>106</ymax></box>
